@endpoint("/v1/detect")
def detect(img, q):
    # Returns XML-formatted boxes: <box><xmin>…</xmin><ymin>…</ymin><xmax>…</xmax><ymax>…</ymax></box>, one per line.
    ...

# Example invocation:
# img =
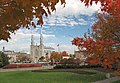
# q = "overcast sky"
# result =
<box><xmin>0</xmin><ymin>0</ymin><xmax>101</xmax><ymax>54</ymax></box>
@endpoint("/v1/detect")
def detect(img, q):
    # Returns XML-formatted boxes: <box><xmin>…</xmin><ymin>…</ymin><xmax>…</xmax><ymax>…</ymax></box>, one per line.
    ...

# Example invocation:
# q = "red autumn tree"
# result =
<box><xmin>92</xmin><ymin>13</ymin><xmax>120</xmax><ymax>69</ymax></box>
<box><xmin>50</xmin><ymin>51</ymin><xmax>69</xmax><ymax>62</ymax></box>
<box><xmin>72</xmin><ymin>35</ymin><xmax>120</xmax><ymax>69</ymax></box>
<box><xmin>81</xmin><ymin>0</ymin><xmax>120</xmax><ymax>22</ymax></box>
<box><xmin>71</xmin><ymin>0</ymin><xmax>120</xmax><ymax>69</ymax></box>
<box><xmin>59</xmin><ymin>51</ymin><xmax>68</xmax><ymax>58</ymax></box>
<box><xmin>50</xmin><ymin>51</ymin><xmax>62</xmax><ymax>62</ymax></box>
<box><xmin>72</xmin><ymin>9</ymin><xmax>120</xmax><ymax>69</ymax></box>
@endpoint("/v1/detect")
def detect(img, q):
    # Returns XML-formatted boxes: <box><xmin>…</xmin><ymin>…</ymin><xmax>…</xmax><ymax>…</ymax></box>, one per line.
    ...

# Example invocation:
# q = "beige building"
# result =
<box><xmin>62</xmin><ymin>56</ymin><xmax>70</xmax><ymax>59</ymax></box>
<box><xmin>2</xmin><ymin>47</ymin><xmax>30</xmax><ymax>63</ymax></box>
<box><xmin>74</xmin><ymin>50</ymin><xmax>87</xmax><ymax>60</ymax></box>
<box><xmin>3</xmin><ymin>50</ymin><xmax>17</xmax><ymax>63</ymax></box>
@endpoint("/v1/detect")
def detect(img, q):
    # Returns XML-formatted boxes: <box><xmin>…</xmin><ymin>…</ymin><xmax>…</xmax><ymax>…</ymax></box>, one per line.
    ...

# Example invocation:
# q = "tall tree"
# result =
<box><xmin>72</xmin><ymin>12</ymin><xmax>120</xmax><ymax>69</ymax></box>
<box><xmin>72</xmin><ymin>0</ymin><xmax>120</xmax><ymax>69</ymax></box>
<box><xmin>0</xmin><ymin>52</ymin><xmax>9</xmax><ymax>67</ymax></box>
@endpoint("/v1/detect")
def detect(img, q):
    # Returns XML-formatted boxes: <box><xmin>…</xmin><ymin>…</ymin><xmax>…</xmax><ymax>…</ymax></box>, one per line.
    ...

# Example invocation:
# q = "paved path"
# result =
<box><xmin>0</xmin><ymin>66</ymin><xmax>53</xmax><ymax>72</ymax></box>
<box><xmin>93</xmin><ymin>76</ymin><xmax>120</xmax><ymax>83</ymax></box>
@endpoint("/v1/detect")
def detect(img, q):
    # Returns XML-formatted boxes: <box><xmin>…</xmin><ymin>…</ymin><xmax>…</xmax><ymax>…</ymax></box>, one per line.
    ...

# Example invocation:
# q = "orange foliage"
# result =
<box><xmin>81</xmin><ymin>0</ymin><xmax>120</xmax><ymax>22</ymax></box>
<box><xmin>0</xmin><ymin>0</ymin><xmax>65</xmax><ymax>41</ymax></box>
<box><xmin>50</xmin><ymin>51</ymin><xmax>61</xmax><ymax>61</ymax></box>
<box><xmin>50</xmin><ymin>51</ymin><xmax>68</xmax><ymax>61</ymax></box>
<box><xmin>72</xmin><ymin>0</ymin><xmax>120</xmax><ymax>69</ymax></box>
<box><xmin>86</xmin><ymin>56</ymin><xmax>101</xmax><ymax>65</ymax></box>
<box><xmin>1</xmin><ymin>0</ymin><xmax>120</xmax><ymax>41</ymax></box>
<box><xmin>72</xmin><ymin>36</ymin><xmax>120</xmax><ymax>69</ymax></box>
<box><xmin>60</xmin><ymin>51</ymin><xmax>68</xmax><ymax>57</ymax></box>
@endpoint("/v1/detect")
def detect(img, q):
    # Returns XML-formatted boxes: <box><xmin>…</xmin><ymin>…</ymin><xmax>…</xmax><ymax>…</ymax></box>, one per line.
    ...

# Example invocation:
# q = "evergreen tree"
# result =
<box><xmin>0</xmin><ymin>52</ymin><xmax>9</xmax><ymax>67</ymax></box>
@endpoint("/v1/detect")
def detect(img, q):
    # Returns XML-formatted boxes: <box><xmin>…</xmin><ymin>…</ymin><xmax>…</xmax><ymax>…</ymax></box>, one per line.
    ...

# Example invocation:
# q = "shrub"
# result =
<box><xmin>54</xmin><ymin>58</ymin><xmax>101</xmax><ymax>69</ymax></box>
<box><xmin>54</xmin><ymin>64</ymin><xmax>101</xmax><ymax>69</ymax></box>
<box><xmin>59</xmin><ymin>58</ymin><xmax>68</xmax><ymax>64</ymax></box>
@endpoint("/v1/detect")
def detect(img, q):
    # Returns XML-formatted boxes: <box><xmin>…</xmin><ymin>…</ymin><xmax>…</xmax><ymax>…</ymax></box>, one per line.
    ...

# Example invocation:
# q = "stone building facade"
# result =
<box><xmin>30</xmin><ymin>28</ymin><xmax>54</xmax><ymax>63</ymax></box>
<box><xmin>74</xmin><ymin>50</ymin><xmax>87</xmax><ymax>60</ymax></box>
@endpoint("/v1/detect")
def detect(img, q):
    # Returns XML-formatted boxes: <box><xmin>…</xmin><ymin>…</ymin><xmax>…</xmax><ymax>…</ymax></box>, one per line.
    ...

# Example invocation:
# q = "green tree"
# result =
<box><xmin>39</xmin><ymin>56</ymin><xmax>45</xmax><ymax>61</ymax></box>
<box><xmin>0</xmin><ymin>52</ymin><xmax>9</xmax><ymax>67</ymax></box>
<box><xmin>69</xmin><ymin>54</ymin><xmax>75</xmax><ymax>58</ymax></box>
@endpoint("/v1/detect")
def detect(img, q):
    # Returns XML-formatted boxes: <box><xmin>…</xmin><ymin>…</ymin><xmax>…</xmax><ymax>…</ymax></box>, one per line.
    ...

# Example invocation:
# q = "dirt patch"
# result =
<box><xmin>32</xmin><ymin>69</ymin><xmax>96</xmax><ymax>75</ymax></box>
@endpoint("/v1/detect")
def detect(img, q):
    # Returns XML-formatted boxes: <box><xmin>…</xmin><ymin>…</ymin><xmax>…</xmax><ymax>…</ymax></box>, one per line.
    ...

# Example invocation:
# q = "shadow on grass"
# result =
<box><xmin>32</xmin><ymin>69</ymin><xmax>96</xmax><ymax>75</ymax></box>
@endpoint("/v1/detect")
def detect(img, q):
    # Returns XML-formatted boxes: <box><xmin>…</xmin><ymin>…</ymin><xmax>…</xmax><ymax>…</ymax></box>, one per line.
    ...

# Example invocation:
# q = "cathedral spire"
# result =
<box><xmin>31</xmin><ymin>35</ymin><xmax>34</xmax><ymax>45</ymax></box>
<box><xmin>39</xmin><ymin>25</ymin><xmax>44</xmax><ymax>57</ymax></box>
<box><xmin>40</xmin><ymin>25</ymin><xmax>43</xmax><ymax>45</ymax></box>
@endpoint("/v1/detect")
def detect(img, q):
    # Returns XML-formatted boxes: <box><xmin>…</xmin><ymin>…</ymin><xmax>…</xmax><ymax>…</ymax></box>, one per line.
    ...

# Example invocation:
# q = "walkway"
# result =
<box><xmin>93</xmin><ymin>76</ymin><xmax>120</xmax><ymax>83</ymax></box>
<box><xmin>0</xmin><ymin>66</ymin><xmax>53</xmax><ymax>72</ymax></box>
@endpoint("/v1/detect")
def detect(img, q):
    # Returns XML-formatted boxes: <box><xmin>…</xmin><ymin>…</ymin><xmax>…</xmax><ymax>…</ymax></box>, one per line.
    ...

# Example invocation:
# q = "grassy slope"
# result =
<box><xmin>0</xmin><ymin>70</ymin><xmax>106</xmax><ymax>83</ymax></box>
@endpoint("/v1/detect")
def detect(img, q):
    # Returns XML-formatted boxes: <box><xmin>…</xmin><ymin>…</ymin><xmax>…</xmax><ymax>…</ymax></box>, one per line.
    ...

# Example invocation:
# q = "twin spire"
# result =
<box><xmin>31</xmin><ymin>26</ymin><xmax>43</xmax><ymax>46</ymax></box>
<box><xmin>40</xmin><ymin>26</ymin><xmax>43</xmax><ymax>46</ymax></box>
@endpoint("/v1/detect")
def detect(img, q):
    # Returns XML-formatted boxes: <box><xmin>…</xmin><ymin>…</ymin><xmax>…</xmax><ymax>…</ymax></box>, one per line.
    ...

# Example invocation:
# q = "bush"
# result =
<box><xmin>54</xmin><ymin>58</ymin><xmax>101</xmax><ymax>69</ymax></box>
<box><xmin>54</xmin><ymin>64</ymin><xmax>101</xmax><ymax>69</ymax></box>
<box><xmin>60</xmin><ymin>58</ymin><xmax>68</xmax><ymax>64</ymax></box>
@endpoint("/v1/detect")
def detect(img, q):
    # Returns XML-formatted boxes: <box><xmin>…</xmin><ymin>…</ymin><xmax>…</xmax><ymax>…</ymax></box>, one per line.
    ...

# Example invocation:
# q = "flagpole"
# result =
<box><xmin>57</xmin><ymin>44</ymin><xmax>60</xmax><ymax>53</ymax></box>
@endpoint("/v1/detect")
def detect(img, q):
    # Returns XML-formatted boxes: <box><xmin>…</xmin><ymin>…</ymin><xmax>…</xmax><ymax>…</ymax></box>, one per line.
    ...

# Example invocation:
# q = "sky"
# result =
<box><xmin>0</xmin><ymin>0</ymin><xmax>101</xmax><ymax>54</ymax></box>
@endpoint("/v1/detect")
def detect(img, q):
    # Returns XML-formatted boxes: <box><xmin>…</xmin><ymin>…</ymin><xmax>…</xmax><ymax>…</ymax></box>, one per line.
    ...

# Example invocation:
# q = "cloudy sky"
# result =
<box><xmin>0</xmin><ymin>0</ymin><xmax>101</xmax><ymax>54</ymax></box>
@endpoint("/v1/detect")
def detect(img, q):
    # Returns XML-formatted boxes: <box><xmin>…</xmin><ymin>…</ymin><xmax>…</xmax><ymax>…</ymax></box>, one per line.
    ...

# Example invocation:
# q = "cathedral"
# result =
<box><xmin>30</xmin><ymin>28</ymin><xmax>54</xmax><ymax>63</ymax></box>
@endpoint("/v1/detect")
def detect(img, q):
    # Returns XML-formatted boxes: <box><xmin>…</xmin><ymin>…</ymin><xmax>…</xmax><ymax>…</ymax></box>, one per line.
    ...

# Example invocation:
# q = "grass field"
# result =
<box><xmin>112</xmin><ymin>80</ymin><xmax>120</xmax><ymax>83</ymax></box>
<box><xmin>0</xmin><ymin>69</ymin><xmax>108</xmax><ymax>83</ymax></box>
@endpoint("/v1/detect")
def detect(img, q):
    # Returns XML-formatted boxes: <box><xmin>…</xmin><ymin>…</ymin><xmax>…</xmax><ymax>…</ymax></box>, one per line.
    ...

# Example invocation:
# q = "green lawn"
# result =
<box><xmin>0</xmin><ymin>69</ymin><xmax>107</xmax><ymax>83</ymax></box>
<box><xmin>112</xmin><ymin>80</ymin><xmax>120</xmax><ymax>83</ymax></box>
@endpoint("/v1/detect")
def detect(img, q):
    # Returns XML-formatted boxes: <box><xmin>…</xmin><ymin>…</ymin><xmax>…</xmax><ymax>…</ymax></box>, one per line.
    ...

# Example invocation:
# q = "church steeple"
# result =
<box><xmin>31</xmin><ymin>35</ymin><xmax>34</xmax><ymax>45</ymax></box>
<box><xmin>40</xmin><ymin>25</ymin><xmax>43</xmax><ymax>46</ymax></box>
<box><xmin>39</xmin><ymin>25</ymin><xmax>44</xmax><ymax>57</ymax></box>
